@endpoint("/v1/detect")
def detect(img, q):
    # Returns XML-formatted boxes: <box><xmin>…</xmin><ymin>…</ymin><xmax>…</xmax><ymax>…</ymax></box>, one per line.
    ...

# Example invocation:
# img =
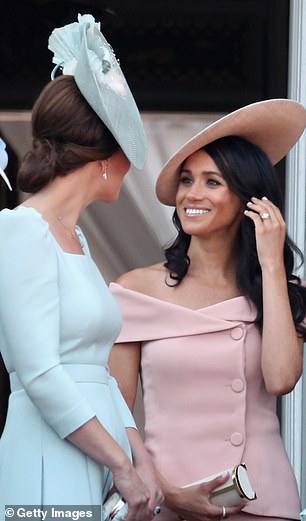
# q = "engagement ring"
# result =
<box><xmin>260</xmin><ymin>212</ymin><xmax>270</xmax><ymax>220</ymax></box>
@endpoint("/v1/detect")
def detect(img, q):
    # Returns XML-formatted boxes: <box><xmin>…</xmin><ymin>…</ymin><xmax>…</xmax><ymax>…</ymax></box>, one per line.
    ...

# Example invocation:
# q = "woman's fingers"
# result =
<box><xmin>244</xmin><ymin>196</ymin><xmax>286</xmax><ymax>268</ymax></box>
<box><xmin>245</xmin><ymin>196</ymin><xmax>283</xmax><ymax>224</ymax></box>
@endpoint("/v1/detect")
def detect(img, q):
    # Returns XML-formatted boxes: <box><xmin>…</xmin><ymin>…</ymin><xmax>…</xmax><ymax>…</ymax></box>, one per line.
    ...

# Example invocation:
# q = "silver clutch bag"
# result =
<box><xmin>183</xmin><ymin>463</ymin><xmax>257</xmax><ymax>506</ymax></box>
<box><xmin>103</xmin><ymin>492</ymin><xmax>128</xmax><ymax>521</ymax></box>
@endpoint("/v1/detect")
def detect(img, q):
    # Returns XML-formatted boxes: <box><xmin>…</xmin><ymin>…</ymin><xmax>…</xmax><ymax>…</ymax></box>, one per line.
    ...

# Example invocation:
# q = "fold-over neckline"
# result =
<box><xmin>110</xmin><ymin>282</ymin><xmax>258</xmax><ymax>323</ymax></box>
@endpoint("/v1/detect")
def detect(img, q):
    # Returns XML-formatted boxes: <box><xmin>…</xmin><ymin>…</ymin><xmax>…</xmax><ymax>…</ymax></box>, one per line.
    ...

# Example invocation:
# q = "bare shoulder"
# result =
<box><xmin>116</xmin><ymin>263</ymin><xmax>167</xmax><ymax>297</ymax></box>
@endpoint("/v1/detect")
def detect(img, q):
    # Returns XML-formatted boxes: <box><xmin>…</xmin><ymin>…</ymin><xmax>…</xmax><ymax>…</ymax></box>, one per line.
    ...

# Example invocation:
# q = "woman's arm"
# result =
<box><xmin>245</xmin><ymin>197</ymin><xmax>304</xmax><ymax>394</ymax></box>
<box><xmin>126</xmin><ymin>427</ymin><xmax>164</xmax><ymax>511</ymax></box>
<box><xmin>67</xmin><ymin>417</ymin><xmax>155</xmax><ymax>521</ymax></box>
<box><xmin>109</xmin><ymin>341</ymin><xmax>141</xmax><ymax>410</ymax></box>
<box><xmin>109</xmin><ymin>342</ymin><xmax>164</xmax><ymax>512</ymax></box>
<box><xmin>261</xmin><ymin>263</ymin><xmax>304</xmax><ymax>394</ymax></box>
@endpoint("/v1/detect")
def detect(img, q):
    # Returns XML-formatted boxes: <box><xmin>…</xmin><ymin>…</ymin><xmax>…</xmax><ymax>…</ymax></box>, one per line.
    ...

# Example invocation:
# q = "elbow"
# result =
<box><xmin>265</xmin><ymin>370</ymin><xmax>302</xmax><ymax>396</ymax></box>
<box><xmin>266</xmin><ymin>382</ymin><xmax>295</xmax><ymax>396</ymax></box>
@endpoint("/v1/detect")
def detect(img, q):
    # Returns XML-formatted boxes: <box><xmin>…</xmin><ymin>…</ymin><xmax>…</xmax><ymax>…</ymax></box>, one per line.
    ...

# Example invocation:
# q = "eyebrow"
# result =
<box><xmin>180</xmin><ymin>167</ymin><xmax>222</xmax><ymax>177</ymax></box>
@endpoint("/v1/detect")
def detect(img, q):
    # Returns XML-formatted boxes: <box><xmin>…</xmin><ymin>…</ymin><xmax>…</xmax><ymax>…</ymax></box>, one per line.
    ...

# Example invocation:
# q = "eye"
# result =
<box><xmin>207</xmin><ymin>177</ymin><xmax>221</xmax><ymax>186</ymax></box>
<box><xmin>179</xmin><ymin>175</ymin><xmax>192</xmax><ymax>184</ymax></box>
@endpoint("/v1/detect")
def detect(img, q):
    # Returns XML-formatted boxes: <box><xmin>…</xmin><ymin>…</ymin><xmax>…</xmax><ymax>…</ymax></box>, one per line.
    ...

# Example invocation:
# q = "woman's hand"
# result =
<box><xmin>125</xmin><ymin>427</ymin><xmax>164</xmax><ymax>517</ymax></box>
<box><xmin>163</xmin><ymin>473</ymin><xmax>246</xmax><ymax>521</ymax></box>
<box><xmin>133</xmin><ymin>453</ymin><xmax>164</xmax><ymax>513</ymax></box>
<box><xmin>112</xmin><ymin>460</ymin><xmax>155</xmax><ymax>521</ymax></box>
<box><xmin>244</xmin><ymin>196</ymin><xmax>286</xmax><ymax>270</ymax></box>
<box><xmin>67</xmin><ymin>418</ymin><xmax>156</xmax><ymax>521</ymax></box>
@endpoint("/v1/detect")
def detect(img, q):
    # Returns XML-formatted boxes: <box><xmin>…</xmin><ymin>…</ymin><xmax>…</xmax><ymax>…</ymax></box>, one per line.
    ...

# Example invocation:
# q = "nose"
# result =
<box><xmin>186</xmin><ymin>180</ymin><xmax>206</xmax><ymax>200</ymax></box>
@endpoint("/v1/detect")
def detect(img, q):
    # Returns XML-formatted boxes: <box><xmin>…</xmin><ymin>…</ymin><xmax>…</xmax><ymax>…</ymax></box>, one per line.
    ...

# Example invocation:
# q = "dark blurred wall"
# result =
<box><xmin>0</xmin><ymin>0</ymin><xmax>289</xmax><ymax>112</ymax></box>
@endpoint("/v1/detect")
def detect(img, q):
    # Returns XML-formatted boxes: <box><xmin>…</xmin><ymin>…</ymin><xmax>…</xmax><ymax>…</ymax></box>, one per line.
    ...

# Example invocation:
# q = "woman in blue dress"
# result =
<box><xmin>0</xmin><ymin>15</ymin><xmax>162</xmax><ymax>521</ymax></box>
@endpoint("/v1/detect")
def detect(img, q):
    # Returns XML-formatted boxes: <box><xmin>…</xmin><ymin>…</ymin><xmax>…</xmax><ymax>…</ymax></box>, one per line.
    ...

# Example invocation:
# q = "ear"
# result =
<box><xmin>98</xmin><ymin>159</ymin><xmax>109</xmax><ymax>171</ymax></box>
<box><xmin>97</xmin><ymin>160</ymin><xmax>104</xmax><ymax>171</ymax></box>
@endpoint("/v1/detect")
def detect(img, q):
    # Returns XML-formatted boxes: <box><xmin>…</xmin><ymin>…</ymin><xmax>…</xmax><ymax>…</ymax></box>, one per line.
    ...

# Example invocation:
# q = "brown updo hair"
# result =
<box><xmin>18</xmin><ymin>75</ymin><xmax>120</xmax><ymax>193</ymax></box>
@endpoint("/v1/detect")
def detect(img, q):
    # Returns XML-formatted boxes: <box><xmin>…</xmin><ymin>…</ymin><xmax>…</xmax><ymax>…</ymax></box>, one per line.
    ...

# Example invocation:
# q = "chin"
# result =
<box><xmin>182</xmin><ymin>221</ymin><xmax>206</xmax><ymax>233</ymax></box>
<box><xmin>101</xmin><ymin>191</ymin><xmax>121</xmax><ymax>203</ymax></box>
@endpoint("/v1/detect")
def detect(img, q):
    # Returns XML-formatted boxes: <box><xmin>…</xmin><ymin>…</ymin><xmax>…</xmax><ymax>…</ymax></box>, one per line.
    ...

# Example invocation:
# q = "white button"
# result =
<box><xmin>230</xmin><ymin>432</ymin><xmax>244</xmax><ymax>446</ymax></box>
<box><xmin>230</xmin><ymin>327</ymin><xmax>244</xmax><ymax>340</ymax></box>
<box><xmin>231</xmin><ymin>379</ymin><xmax>244</xmax><ymax>392</ymax></box>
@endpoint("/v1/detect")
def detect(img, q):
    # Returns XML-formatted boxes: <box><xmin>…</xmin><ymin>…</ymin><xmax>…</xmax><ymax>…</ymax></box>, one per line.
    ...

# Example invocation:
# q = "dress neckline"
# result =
<box><xmin>110</xmin><ymin>281</ymin><xmax>252</xmax><ymax>313</ymax></box>
<box><xmin>15</xmin><ymin>205</ymin><xmax>87</xmax><ymax>257</ymax></box>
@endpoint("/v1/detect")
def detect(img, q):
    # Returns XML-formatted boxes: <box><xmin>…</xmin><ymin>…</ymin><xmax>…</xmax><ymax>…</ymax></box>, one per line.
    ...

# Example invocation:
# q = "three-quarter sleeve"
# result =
<box><xmin>107</xmin><ymin>374</ymin><xmax>136</xmax><ymax>429</ymax></box>
<box><xmin>0</xmin><ymin>209</ymin><xmax>96</xmax><ymax>438</ymax></box>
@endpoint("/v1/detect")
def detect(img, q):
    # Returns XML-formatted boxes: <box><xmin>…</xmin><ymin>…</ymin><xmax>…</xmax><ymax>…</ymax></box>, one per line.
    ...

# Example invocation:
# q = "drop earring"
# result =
<box><xmin>101</xmin><ymin>160</ymin><xmax>108</xmax><ymax>180</ymax></box>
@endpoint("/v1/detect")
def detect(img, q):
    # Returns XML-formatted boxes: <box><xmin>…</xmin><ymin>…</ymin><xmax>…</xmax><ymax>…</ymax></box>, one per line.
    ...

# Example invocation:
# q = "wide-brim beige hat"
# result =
<box><xmin>156</xmin><ymin>98</ymin><xmax>306</xmax><ymax>206</ymax></box>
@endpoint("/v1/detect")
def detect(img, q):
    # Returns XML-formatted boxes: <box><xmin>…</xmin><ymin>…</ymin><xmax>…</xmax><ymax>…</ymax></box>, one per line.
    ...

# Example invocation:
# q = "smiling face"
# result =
<box><xmin>175</xmin><ymin>149</ymin><xmax>244</xmax><ymax>239</ymax></box>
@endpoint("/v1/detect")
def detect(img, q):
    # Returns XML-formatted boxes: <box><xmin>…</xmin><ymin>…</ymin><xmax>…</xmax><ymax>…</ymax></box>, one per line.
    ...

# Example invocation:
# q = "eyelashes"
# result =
<box><xmin>178</xmin><ymin>176</ymin><xmax>221</xmax><ymax>187</ymax></box>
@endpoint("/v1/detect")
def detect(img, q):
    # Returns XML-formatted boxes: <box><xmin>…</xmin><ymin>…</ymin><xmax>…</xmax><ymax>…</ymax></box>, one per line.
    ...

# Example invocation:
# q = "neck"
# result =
<box><xmin>23</xmin><ymin>170</ymin><xmax>94</xmax><ymax>229</ymax></box>
<box><xmin>188</xmin><ymin>235</ymin><xmax>239</xmax><ymax>280</ymax></box>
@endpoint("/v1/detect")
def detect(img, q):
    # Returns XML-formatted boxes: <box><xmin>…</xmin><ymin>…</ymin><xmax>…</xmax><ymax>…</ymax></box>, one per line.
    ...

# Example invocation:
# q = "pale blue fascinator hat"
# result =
<box><xmin>0</xmin><ymin>138</ymin><xmax>12</xmax><ymax>190</ymax></box>
<box><xmin>48</xmin><ymin>14</ymin><xmax>147</xmax><ymax>170</ymax></box>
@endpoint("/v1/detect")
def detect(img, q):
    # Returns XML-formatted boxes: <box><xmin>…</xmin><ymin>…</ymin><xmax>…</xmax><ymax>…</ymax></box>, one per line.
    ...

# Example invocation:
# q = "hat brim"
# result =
<box><xmin>48</xmin><ymin>14</ymin><xmax>147</xmax><ymax>170</ymax></box>
<box><xmin>0</xmin><ymin>167</ymin><xmax>12</xmax><ymax>191</ymax></box>
<box><xmin>156</xmin><ymin>99</ymin><xmax>306</xmax><ymax>206</ymax></box>
<box><xmin>0</xmin><ymin>138</ymin><xmax>12</xmax><ymax>190</ymax></box>
<box><xmin>74</xmin><ymin>24</ymin><xmax>147</xmax><ymax>170</ymax></box>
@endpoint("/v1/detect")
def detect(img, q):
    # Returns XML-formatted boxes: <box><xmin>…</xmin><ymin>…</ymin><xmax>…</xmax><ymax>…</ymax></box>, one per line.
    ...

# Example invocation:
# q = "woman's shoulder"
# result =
<box><xmin>116</xmin><ymin>262</ymin><xmax>166</xmax><ymax>297</ymax></box>
<box><xmin>0</xmin><ymin>205</ymin><xmax>52</xmax><ymax>253</ymax></box>
<box><xmin>0</xmin><ymin>205</ymin><xmax>46</xmax><ymax>228</ymax></box>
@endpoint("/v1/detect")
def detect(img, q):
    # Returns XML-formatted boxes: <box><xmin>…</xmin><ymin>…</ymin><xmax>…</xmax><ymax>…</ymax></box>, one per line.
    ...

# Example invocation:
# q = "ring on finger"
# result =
<box><xmin>260</xmin><ymin>212</ymin><xmax>270</xmax><ymax>220</ymax></box>
<box><xmin>154</xmin><ymin>506</ymin><xmax>161</xmax><ymax>516</ymax></box>
<box><xmin>222</xmin><ymin>506</ymin><xmax>227</xmax><ymax>519</ymax></box>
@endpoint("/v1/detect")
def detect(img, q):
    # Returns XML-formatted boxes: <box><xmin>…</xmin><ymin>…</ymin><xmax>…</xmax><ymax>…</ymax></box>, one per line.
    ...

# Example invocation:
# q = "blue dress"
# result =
<box><xmin>0</xmin><ymin>207</ymin><xmax>135</xmax><ymax>513</ymax></box>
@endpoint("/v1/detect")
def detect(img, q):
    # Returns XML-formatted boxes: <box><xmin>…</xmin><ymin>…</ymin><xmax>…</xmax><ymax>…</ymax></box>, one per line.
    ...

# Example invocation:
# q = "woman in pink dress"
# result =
<box><xmin>110</xmin><ymin>99</ymin><xmax>306</xmax><ymax>521</ymax></box>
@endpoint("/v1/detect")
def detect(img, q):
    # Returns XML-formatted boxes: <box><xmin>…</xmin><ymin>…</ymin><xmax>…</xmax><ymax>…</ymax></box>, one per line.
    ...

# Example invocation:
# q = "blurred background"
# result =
<box><xmin>0</xmin><ymin>0</ymin><xmax>293</xmax><ymax>278</ymax></box>
<box><xmin>0</xmin><ymin>0</ymin><xmax>305</xmax><ymax>506</ymax></box>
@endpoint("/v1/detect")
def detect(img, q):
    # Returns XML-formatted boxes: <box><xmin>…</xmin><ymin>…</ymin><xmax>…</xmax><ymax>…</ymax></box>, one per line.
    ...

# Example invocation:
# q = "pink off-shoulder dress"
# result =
<box><xmin>110</xmin><ymin>282</ymin><xmax>301</xmax><ymax>521</ymax></box>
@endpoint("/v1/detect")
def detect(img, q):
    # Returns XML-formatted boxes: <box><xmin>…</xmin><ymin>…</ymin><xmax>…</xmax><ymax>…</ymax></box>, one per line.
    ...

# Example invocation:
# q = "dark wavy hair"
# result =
<box><xmin>18</xmin><ymin>76</ymin><xmax>120</xmax><ymax>193</ymax></box>
<box><xmin>164</xmin><ymin>135</ymin><xmax>306</xmax><ymax>337</ymax></box>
